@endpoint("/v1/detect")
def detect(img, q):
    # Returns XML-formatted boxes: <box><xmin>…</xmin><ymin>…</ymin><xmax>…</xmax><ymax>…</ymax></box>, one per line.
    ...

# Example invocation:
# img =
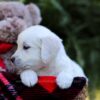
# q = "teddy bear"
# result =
<box><xmin>0</xmin><ymin>1</ymin><xmax>42</xmax><ymax>43</ymax></box>
<box><xmin>0</xmin><ymin>1</ymin><xmax>42</xmax><ymax>72</ymax></box>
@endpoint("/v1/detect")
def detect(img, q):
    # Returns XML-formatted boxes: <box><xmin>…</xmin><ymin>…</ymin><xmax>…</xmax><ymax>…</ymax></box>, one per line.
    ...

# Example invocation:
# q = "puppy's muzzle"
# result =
<box><xmin>11</xmin><ymin>57</ymin><xmax>15</xmax><ymax>63</ymax></box>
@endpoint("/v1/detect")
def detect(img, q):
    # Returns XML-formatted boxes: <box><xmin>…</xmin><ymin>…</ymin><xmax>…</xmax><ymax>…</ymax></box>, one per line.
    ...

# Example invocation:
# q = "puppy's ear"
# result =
<box><xmin>41</xmin><ymin>36</ymin><xmax>62</xmax><ymax>64</ymax></box>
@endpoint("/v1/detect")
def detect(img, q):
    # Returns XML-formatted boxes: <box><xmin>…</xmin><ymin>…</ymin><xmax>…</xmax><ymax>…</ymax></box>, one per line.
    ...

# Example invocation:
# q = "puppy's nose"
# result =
<box><xmin>11</xmin><ymin>57</ymin><xmax>15</xmax><ymax>63</ymax></box>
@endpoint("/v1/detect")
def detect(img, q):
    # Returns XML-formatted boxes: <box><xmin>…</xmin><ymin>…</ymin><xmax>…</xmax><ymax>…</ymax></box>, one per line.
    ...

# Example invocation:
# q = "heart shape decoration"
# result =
<box><xmin>38</xmin><ymin>76</ymin><xmax>57</xmax><ymax>93</ymax></box>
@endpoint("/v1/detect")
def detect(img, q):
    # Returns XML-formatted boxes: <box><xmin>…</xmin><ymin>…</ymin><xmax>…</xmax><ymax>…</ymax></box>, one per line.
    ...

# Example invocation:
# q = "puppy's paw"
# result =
<box><xmin>56</xmin><ymin>72</ymin><xmax>73</xmax><ymax>89</ymax></box>
<box><xmin>20</xmin><ymin>70</ymin><xmax>38</xmax><ymax>87</ymax></box>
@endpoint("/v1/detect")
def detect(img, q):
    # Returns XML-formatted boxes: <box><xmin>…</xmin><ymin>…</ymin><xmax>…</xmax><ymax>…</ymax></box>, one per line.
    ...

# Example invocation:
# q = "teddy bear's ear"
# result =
<box><xmin>26</xmin><ymin>3</ymin><xmax>42</xmax><ymax>25</ymax></box>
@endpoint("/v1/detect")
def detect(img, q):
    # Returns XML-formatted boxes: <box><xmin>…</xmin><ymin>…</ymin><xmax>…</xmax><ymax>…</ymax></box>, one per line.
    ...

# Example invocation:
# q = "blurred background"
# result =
<box><xmin>1</xmin><ymin>0</ymin><xmax>100</xmax><ymax>100</ymax></box>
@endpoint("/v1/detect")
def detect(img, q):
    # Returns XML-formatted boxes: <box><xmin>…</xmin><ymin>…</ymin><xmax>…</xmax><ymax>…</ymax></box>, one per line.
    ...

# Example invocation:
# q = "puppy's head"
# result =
<box><xmin>11</xmin><ymin>25</ymin><xmax>62</xmax><ymax>72</ymax></box>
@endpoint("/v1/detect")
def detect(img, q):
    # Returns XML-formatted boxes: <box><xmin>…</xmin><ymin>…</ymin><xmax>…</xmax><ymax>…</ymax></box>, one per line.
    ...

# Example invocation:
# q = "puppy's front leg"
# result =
<box><xmin>20</xmin><ymin>69</ymin><xmax>38</xmax><ymax>87</ymax></box>
<box><xmin>56</xmin><ymin>71</ymin><xmax>74</xmax><ymax>89</ymax></box>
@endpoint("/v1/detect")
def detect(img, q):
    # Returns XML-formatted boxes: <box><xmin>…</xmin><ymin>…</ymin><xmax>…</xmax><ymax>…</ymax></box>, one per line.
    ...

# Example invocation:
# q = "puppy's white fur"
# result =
<box><xmin>12</xmin><ymin>25</ymin><xmax>87</xmax><ymax>88</ymax></box>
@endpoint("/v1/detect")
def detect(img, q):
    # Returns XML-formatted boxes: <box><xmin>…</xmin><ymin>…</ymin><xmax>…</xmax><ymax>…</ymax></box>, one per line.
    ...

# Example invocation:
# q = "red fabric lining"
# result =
<box><xmin>38</xmin><ymin>76</ymin><xmax>57</xmax><ymax>93</ymax></box>
<box><xmin>0</xmin><ymin>42</ymin><xmax>14</xmax><ymax>54</ymax></box>
<box><xmin>0</xmin><ymin>42</ymin><xmax>14</xmax><ymax>69</ymax></box>
<box><xmin>0</xmin><ymin>58</ymin><xmax>6</xmax><ymax>69</ymax></box>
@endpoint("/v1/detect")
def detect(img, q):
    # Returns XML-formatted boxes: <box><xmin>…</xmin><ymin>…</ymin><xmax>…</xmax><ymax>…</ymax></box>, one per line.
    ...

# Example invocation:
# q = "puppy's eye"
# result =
<box><xmin>18</xmin><ymin>16</ymin><xmax>23</xmax><ymax>19</ymax></box>
<box><xmin>23</xmin><ymin>45</ymin><xmax>30</xmax><ymax>50</ymax></box>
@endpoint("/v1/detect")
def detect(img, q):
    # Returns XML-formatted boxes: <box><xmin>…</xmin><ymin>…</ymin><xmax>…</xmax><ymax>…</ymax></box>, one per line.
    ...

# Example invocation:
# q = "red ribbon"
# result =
<box><xmin>0</xmin><ymin>58</ymin><xmax>6</xmax><ymax>69</ymax></box>
<box><xmin>0</xmin><ymin>42</ymin><xmax>14</xmax><ymax>69</ymax></box>
<box><xmin>0</xmin><ymin>42</ymin><xmax>14</xmax><ymax>54</ymax></box>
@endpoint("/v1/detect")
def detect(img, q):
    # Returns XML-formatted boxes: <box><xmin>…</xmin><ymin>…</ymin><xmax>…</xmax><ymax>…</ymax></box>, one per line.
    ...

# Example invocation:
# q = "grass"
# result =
<box><xmin>87</xmin><ymin>90</ymin><xmax>100</xmax><ymax>100</ymax></box>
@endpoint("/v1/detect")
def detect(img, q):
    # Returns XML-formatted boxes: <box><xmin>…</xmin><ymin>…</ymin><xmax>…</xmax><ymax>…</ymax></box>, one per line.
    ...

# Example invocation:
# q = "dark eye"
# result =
<box><xmin>23</xmin><ymin>45</ymin><xmax>30</xmax><ymax>50</ymax></box>
<box><xmin>18</xmin><ymin>16</ymin><xmax>23</xmax><ymax>19</ymax></box>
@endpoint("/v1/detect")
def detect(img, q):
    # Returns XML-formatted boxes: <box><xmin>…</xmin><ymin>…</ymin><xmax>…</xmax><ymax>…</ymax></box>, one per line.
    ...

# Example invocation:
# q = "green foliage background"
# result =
<box><xmin>21</xmin><ymin>0</ymin><xmax>100</xmax><ymax>99</ymax></box>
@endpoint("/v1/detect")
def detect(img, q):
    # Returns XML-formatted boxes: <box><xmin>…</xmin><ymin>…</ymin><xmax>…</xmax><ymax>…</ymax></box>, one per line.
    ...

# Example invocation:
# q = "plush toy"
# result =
<box><xmin>0</xmin><ymin>2</ymin><xmax>42</xmax><ymax>72</ymax></box>
<box><xmin>0</xmin><ymin>1</ymin><xmax>42</xmax><ymax>43</ymax></box>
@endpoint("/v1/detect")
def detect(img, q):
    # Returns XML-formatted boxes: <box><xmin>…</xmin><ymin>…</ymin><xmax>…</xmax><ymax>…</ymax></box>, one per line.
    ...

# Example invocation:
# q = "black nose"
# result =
<box><xmin>11</xmin><ymin>57</ymin><xmax>15</xmax><ymax>63</ymax></box>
